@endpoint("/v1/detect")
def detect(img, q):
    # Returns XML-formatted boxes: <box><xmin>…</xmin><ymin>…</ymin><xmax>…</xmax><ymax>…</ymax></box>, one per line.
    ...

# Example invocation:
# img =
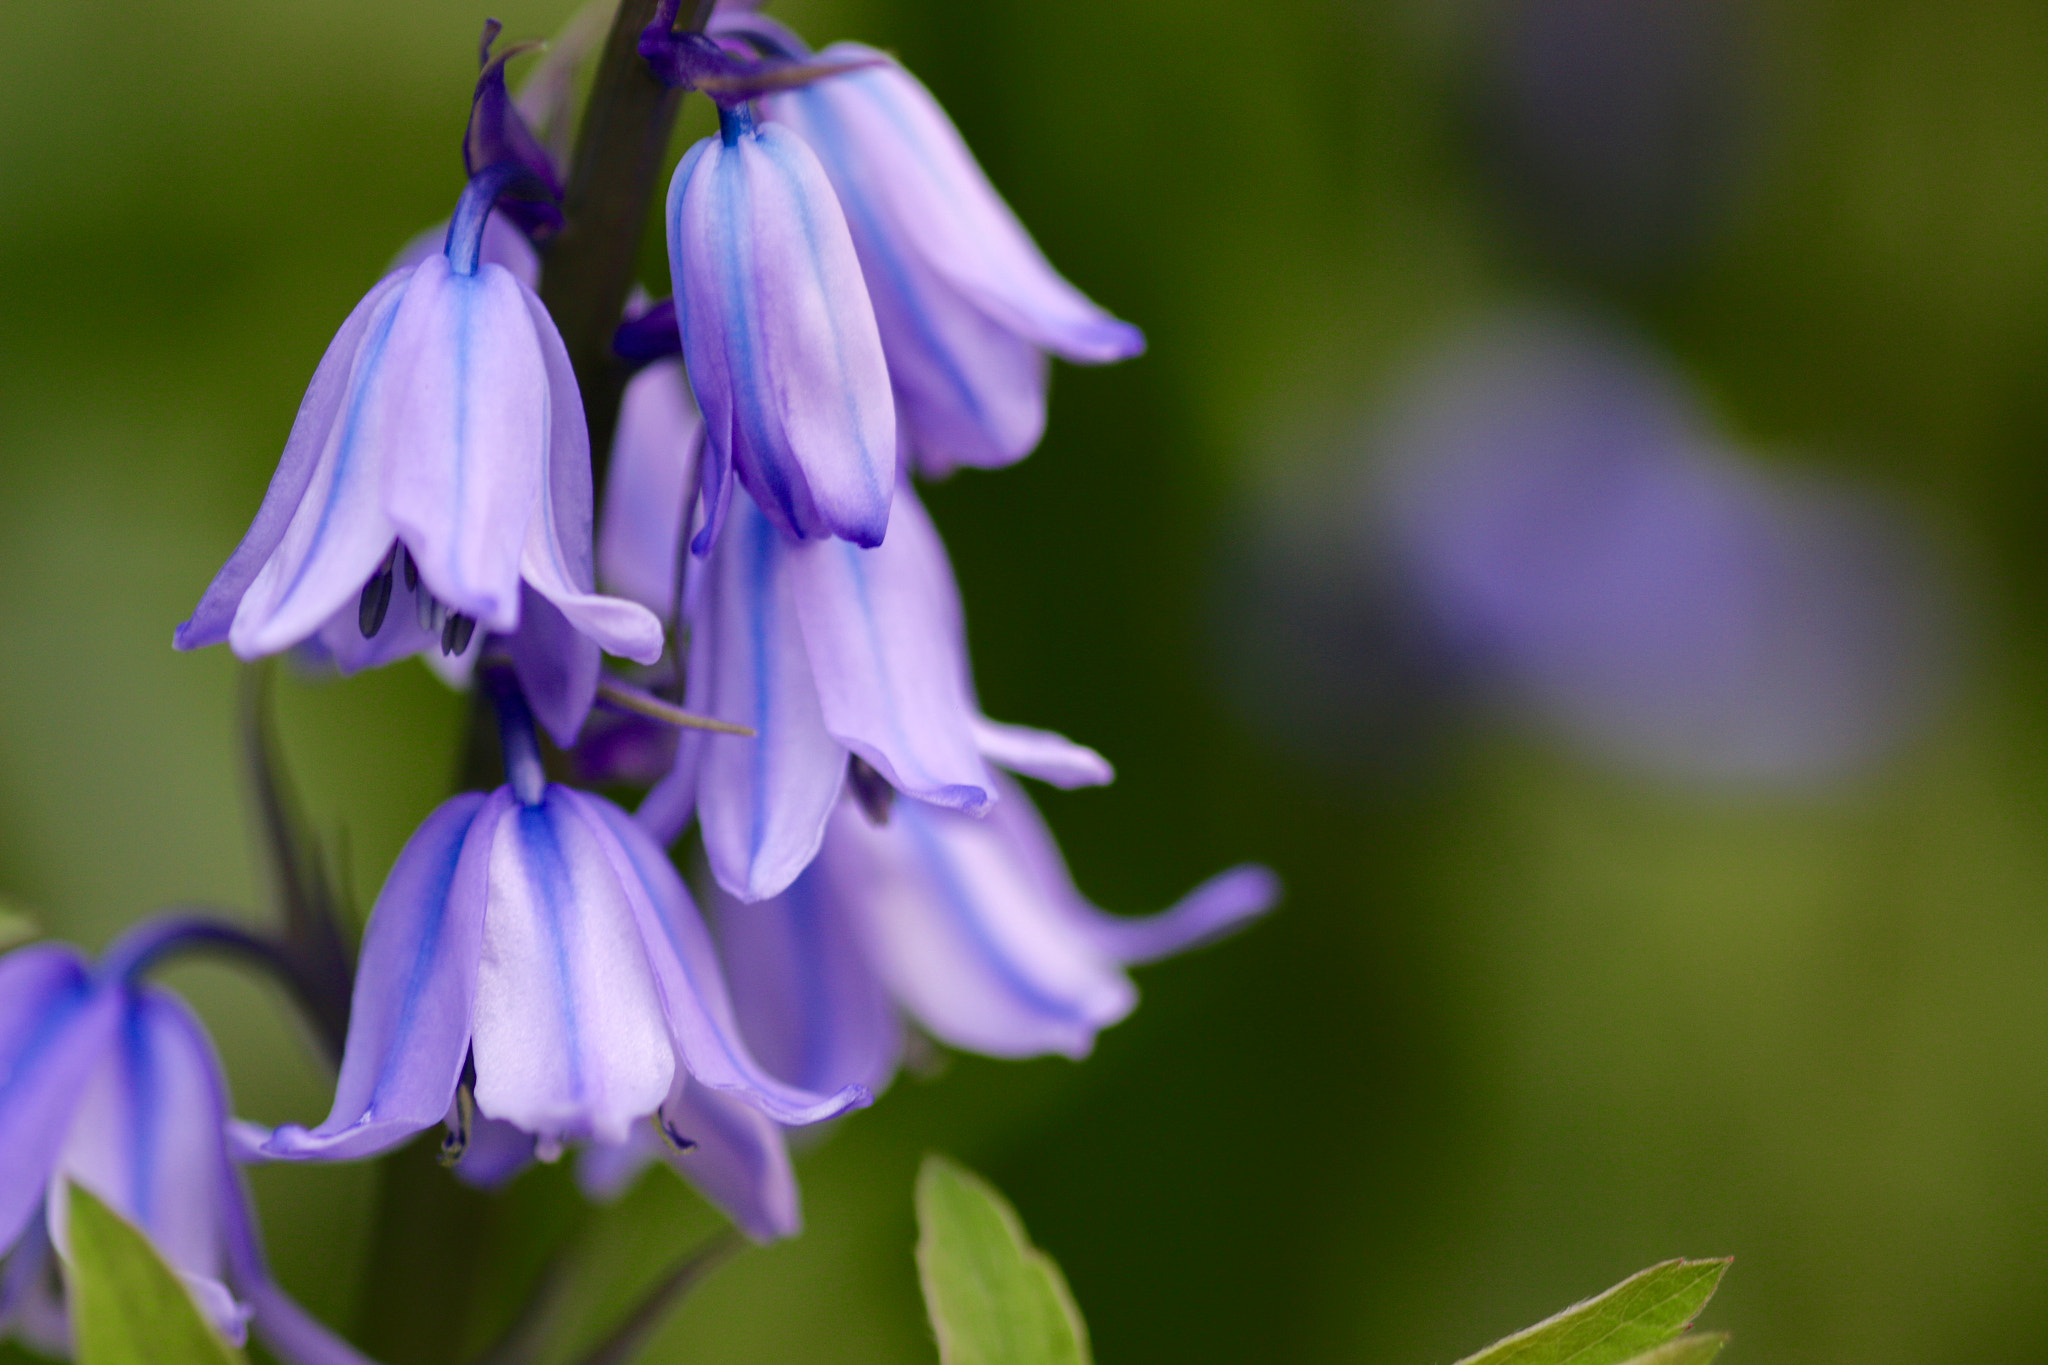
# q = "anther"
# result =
<box><xmin>417</xmin><ymin>586</ymin><xmax>445</xmax><ymax>636</ymax></box>
<box><xmin>847</xmin><ymin>755</ymin><xmax>895</xmax><ymax>826</ymax></box>
<box><xmin>657</xmin><ymin>1111</ymin><xmax>699</xmax><ymax>1154</ymax></box>
<box><xmin>438</xmin><ymin>1080</ymin><xmax>476</xmax><ymax>1168</ymax></box>
<box><xmin>402</xmin><ymin>548</ymin><xmax>419</xmax><ymax>593</ymax></box>
<box><xmin>358</xmin><ymin>564</ymin><xmax>394</xmax><ymax>639</ymax></box>
<box><xmin>443</xmin><ymin>613</ymin><xmax>477</xmax><ymax>657</ymax></box>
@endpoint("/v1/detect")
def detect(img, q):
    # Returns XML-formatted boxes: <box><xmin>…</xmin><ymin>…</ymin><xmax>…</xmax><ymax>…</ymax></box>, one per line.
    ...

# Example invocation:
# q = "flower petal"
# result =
<box><xmin>971</xmin><ymin>715</ymin><xmax>1114</xmax><ymax>789</ymax></box>
<box><xmin>471</xmin><ymin>789</ymin><xmax>676</xmax><ymax>1148</ymax></box>
<box><xmin>651</xmin><ymin>1072</ymin><xmax>801</xmax><ymax>1242</ymax></box>
<box><xmin>574</xmin><ymin>790</ymin><xmax>869</xmax><ymax>1126</ymax></box>
<box><xmin>516</xmin><ymin>282</ymin><xmax>667</xmax><ymax>665</ymax></box>
<box><xmin>0</xmin><ymin>945</ymin><xmax>118</xmax><ymax>1253</ymax></box>
<box><xmin>508</xmin><ymin>584</ymin><xmax>603</xmax><ymax>750</ymax></box>
<box><xmin>448</xmin><ymin>1115</ymin><xmax>537</xmax><ymax>1192</ymax></box>
<box><xmin>786</xmin><ymin>481</ymin><xmax>992</xmax><ymax>812</ymax></box>
<box><xmin>671</xmin><ymin>121</ymin><xmax>895</xmax><ymax>547</ymax></box>
<box><xmin>380</xmin><ymin>256</ymin><xmax>549</xmax><ymax>633</ymax></box>
<box><xmin>766</xmin><ymin>50</ymin><xmax>1144</xmax><ymax>363</ymax></box>
<box><xmin>682</xmin><ymin>493</ymin><xmax>847</xmax><ymax>901</ymax></box>
<box><xmin>265</xmin><ymin>791</ymin><xmax>496</xmax><ymax>1160</ymax></box>
<box><xmin>55</xmin><ymin>988</ymin><xmax>248</xmax><ymax>1343</ymax></box>
<box><xmin>599</xmin><ymin>357</ymin><xmax>703</xmax><ymax>622</ymax></box>
<box><xmin>816</xmin><ymin>796</ymin><xmax>1134</xmax><ymax>1059</ymax></box>
<box><xmin>228</xmin><ymin>274</ymin><xmax>414</xmax><ymax>657</ymax></box>
<box><xmin>980</xmin><ymin>771</ymin><xmax>1278</xmax><ymax>966</ymax></box>
<box><xmin>179</xmin><ymin>271</ymin><xmax>411</xmax><ymax>652</ymax></box>
<box><xmin>707</xmin><ymin>861</ymin><xmax>902</xmax><ymax>1097</ymax></box>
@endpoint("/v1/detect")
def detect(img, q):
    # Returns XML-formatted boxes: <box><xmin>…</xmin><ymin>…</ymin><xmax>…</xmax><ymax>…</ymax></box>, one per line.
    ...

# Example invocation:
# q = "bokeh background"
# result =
<box><xmin>5</xmin><ymin>0</ymin><xmax>2048</xmax><ymax>1361</ymax></box>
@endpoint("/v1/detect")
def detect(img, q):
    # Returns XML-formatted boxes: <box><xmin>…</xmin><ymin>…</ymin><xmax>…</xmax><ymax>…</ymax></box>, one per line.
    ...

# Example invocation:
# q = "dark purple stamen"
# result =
<box><xmin>614</xmin><ymin>297</ymin><xmax>682</xmax><ymax>368</ymax></box>
<box><xmin>403</xmin><ymin>547</ymin><xmax>419</xmax><ymax>593</ymax></box>
<box><xmin>358</xmin><ymin>558</ymin><xmax>394</xmax><ymax>639</ymax></box>
<box><xmin>658</xmin><ymin>1111</ymin><xmax>699</xmax><ymax>1153</ymax></box>
<box><xmin>442</xmin><ymin>613</ymin><xmax>477</xmax><ymax>658</ymax></box>
<box><xmin>848</xmin><ymin>755</ymin><xmax>895</xmax><ymax>826</ymax></box>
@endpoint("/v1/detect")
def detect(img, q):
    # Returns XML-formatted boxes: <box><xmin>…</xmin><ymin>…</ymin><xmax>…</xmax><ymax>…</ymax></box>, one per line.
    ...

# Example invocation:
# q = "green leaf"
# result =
<box><xmin>1454</xmin><ymin>1258</ymin><xmax>1730</xmax><ymax>1365</ymax></box>
<box><xmin>62</xmin><ymin>1182</ymin><xmax>245</xmax><ymax>1365</ymax></box>
<box><xmin>915</xmin><ymin>1155</ymin><xmax>1092</xmax><ymax>1365</ymax></box>
<box><xmin>1616</xmin><ymin>1334</ymin><xmax>1730</xmax><ymax>1365</ymax></box>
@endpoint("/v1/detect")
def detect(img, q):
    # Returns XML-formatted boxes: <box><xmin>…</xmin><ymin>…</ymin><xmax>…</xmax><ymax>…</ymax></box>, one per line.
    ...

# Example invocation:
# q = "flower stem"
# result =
<box><xmin>537</xmin><ymin>0</ymin><xmax>692</xmax><ymax>489</ymax></box>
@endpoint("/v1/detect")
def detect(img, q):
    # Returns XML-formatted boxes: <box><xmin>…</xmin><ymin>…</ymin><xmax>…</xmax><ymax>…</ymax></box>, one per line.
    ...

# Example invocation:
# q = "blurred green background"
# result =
<box><xmin>5</xmin><ymin>0</ymin><xmax>2048</xmax><ymax>1362</ymax></box>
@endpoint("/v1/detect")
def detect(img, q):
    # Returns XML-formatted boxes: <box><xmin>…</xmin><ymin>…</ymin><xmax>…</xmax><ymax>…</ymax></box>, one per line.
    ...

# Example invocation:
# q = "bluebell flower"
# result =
<box><xmin>632</xmin><ymin>478</ymin><xmax>1109</xmax><ymax>902</ymax></box>
<box><xmin>576</xmin><ymin>1072</ymin><xmax>801</xmax><ymax>1243</ymax></box>
<box><xmin>598</xmin><ymin>355</ymin><xmax>702</xmax><ymax>625</ymax></box>
<box><xmin>667</xmin><ymin>103</ymin><xmax>896</xmax><ymax>552</ymax></box>
<box><xmin>176</xmin><ymin>172</ymin><xmax>665</xmax><ymax>746</ymax></box>
<box><xmin>0</xmin><ymin>938</ymin><xmax>377</xmax><ymax>1364</ymax></box>
<box><xmin>758</xmin><ymin>42</ymin><xmax>1145</xmax><ymax>476</ymax></box>
<box><xmin>705</xmin><ymin>774</ymin><xmax>1279</xmax><ymax>1084</ymax></box>
<box><xmin>1366</xmin><ymin>310</ymin><xmax>1947</xmax><ymax>783</ymax></box>
<box><xmin>252</xmin><ymin>688</ymin><xmax>867</xmax><ymax>1239</ymax></box>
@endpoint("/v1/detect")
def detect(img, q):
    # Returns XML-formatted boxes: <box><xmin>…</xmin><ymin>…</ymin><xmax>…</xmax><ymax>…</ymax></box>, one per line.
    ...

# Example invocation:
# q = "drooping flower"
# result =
<box><xmin>632</xmin><ymin>477</ymin><xmax>1107</xmax><ymax>902</ymax></box>
<box><xmin>754</xmin><ymin>39</ymin><xmax>1145</xmax><ymax>476</ymax></box>
<box><xmin>177</xmin><ymin>153</ymin><xmax>662</xmax><ymax>747</ymax></box>
<box><xmin>598</xmin><ymin>354</ymin><xmax>702</xmax><ymax>625</ymax></box>
<box><xmin>253</xmin><ymin>681</ymin><xmax>865</xmax><ymax>1240</ymax></box>
<box><xmin>704</xmin><ymin>774</ymin><xmax>1279</xmax><ymax>1089</ymax></box>
<box><xmin>0</xmin><ymin>938</ymin><xmax>377</xmax><ymax>1364</ymax></box>
<box><xmin>667</xmin><ymin>103</ymin><xmax>896</xmax><ymax>553</ymax></box>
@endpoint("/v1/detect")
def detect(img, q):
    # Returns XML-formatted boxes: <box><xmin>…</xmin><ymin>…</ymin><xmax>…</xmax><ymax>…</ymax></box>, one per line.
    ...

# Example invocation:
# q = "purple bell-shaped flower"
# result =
<box><xmin>0</xmin><ymin>937</ymin><xmax>377</xmax><ymax>1364</ymax></box>
<box><xmin>629</xmin><ymin>477</ymin><xmax>1108</xmax><ymax>902</ymax></box>
<box><xmin>704</xmin><ymin>773</ymin><xmax>1278</xmax><ymax>1085</ymax></box>
<box><xmin>177</xmin><ymin>167</ymin><xmax>664</xmax><ymax>746</ymax></box>
<box><xmin>667</xmin><ymin>103</ymin><xmax>896</xmax><ymax>553</ymax></box>
<box><xmin>251</xmin><ymin>679</ymin><xmax>865</xmax><ymax>1240</ymax></box>
<box><xmin>757</xmin><ymin>41</ymin><xmax>1144</xmax><ymax>477</ymax></box>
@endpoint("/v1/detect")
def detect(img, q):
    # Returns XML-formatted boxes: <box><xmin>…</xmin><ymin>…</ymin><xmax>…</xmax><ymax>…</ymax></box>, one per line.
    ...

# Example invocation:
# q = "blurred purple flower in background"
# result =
<box><xmin>0</xmin><ymin>940</ymin><xmax>375</xmax><ymax>1365</ymax></box>
<box><xmin>1225</xmin><ymin>310</ymin><xmax>1949</xmax><ymax>786</ymax></box>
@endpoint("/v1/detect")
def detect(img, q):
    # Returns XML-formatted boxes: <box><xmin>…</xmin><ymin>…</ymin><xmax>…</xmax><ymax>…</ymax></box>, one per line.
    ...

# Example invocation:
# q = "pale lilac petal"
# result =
<box><xmin>54</xmin><ymin>988</ymin><xmax>247</xmax><ymax>1343</ymax></box>
<box><xmin>508</xmin><ymin>585</ymin><xmax>603</xmax><ymax>750</ymax></box>
<box><xmin>979</xmin><ymin>772</ymin><xmax>1278</xmax><ymax>965</ymax></box>
<box><xmin>575</xmin><ymin>790</ymin><xmax>869</xmax><ymax>1126</ymax></box>
<box><xmin>179</xmin><ymin>271</ymin><xmax>411</xmax><ymax>652</ymax></box>
<box><xmin>766</xmin><ymin>51</ymin><xmax>1144</xmax><ymax>363</ymax></box>
<box><xmin>671</xmin><ymin>120</ymin><xmax>895</xmax><ymax>547</ymax></box>
<box><xmin>765</xmin><ymin>74</ymin><xmax>1052</xmax><ymax>474</ymax></box>
<box><xmin>517</xmin><ymin>283</ymin><xmax>667</xmax><ymax>665</ymax></box>
<box><xmin>266</xmin><ymin>792</ymin><xmax>496</xmax><ymax>1160</ymax></box>
<box><xmin>244</xmin><ymin>1278</ymin><xmax>382</xmax><ymax>1365</ymax></box>
<box><xmin>471</xmin><ymin>789</ymin><xmax>676</xmax><ymax>1148</ymax></box>
<box><xmin>972</xmin><ymin>716</ymin><xmax>1114</xmax><ymax>789</ymax></box>
<box><xmin>600</xmin><ymin>357</ymin><xmax>703</xmax><ymax>621</ymax></box>
<box><xmin>786</xmin><ymin>482</ymin><xmax>992</xmax><ymax>812</ymax></box>
<box><xmin>0</xmin><ymin>946</ymin><xmax>119</xmax><ymax>1253</ymax></box>
<box><xmin>651</xmin><ymin>1072</ymin><xmax>801</xmax><ymax>1243</ymax></box>
<box><xmin>577</xmin><ymin>1128</ymin><xmax>658</xmax><ymax>1203</ymax></box>
<box><xmin>708</xmin><ymin>865</ymin><xmax>902</xmax><ymax>1096</ymax></box>
<box><xmin>228</xmin><ymin>275</ymin><xmax>414</xmax><ymax>657</ymax></box>
<box><xmin>450</xmin><ymin>1115</ymin><xmax>537</xmax><ymax>1191</ymax></box>
<box><xmin>686</xmin><ymin>494</ymin><xmax>848</xmax><ymax>901</ymax></box>
<box><xmin>817</xmin><ymin>798</ymin><xmax>1135</xmax><ymax>1059</ymax></box>
<box><xmin>380</xmin><ymin>256</ymin><xmax>548</xmax><ymax>633</ymax></box>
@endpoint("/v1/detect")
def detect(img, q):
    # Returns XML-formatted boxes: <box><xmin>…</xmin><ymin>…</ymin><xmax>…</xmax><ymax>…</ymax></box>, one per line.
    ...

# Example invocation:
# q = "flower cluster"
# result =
<box><xmin>3</xmin><ymin>6</ymin><xmax>1275</xmax><ymax>1352</ymax></box>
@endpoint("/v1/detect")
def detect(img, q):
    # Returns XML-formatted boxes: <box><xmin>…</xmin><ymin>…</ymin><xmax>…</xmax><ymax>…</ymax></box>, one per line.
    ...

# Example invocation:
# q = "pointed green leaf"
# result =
<box><xmin>62</xmin><ymin>1183</ymin><xmax>245</xmax><ymax>1365</ymax></box>
<box><xmin>1617</xmin><ymin>1334</ymin><xmax>1730</xmax><ymax>1365</ymax></box>
<box><xmin>1453</xmin><ymin>1259</ymin><xmax>1730</xmax><ymax>1365</ymax></box>
<box><xmin>915</xmin><ymin>1155</ymin><xmax>1092</xmax><ymax>1365</ymax></box>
